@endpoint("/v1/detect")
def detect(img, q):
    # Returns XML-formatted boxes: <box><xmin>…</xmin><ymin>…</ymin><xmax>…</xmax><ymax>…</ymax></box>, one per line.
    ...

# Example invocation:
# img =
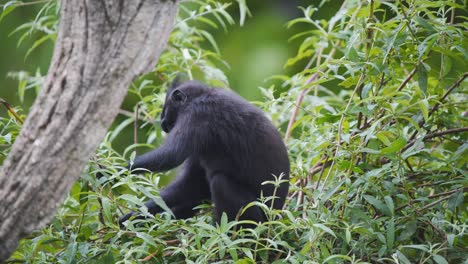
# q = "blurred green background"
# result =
<box><xmin>0</xmin><ymin>0</ymin><xmax>342</xmax><ymax>152</ymax></box>
<box><xmin>0</xmin><ymin>0</ymin><xmax>345</xmax><ymax>107</ymax></box>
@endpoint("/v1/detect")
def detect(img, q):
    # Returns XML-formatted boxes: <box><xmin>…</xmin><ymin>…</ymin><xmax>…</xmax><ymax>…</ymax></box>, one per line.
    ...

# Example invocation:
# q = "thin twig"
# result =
<box><xmin>416</xmin><ymin>181</ymin><xmax>443</xmax><ymax>188</ymax></box>
<box><xmin>402</xmin><ymin>127</ymin><xmax>468</xmax><ymax>152</ymax></box>
<box><xmin>165</xmin><ymin>239</ymin><xmax>181</xmax><ymax>245</ymax></box>
<box><xmin>409</xmin><ymin>72</ymin><xmax>468</xmax><ymax>141</ymax></box>
<box><xmin>416</xmin><ymin>195</ymin><xmax>452</xmax><ymax>213</ymax></box>
<box><xmin>424</xmin><ymin>219</ymin><xmax>448</xmax><ymax>247</ymax></box>
<box><xmin>296</xmin><ymin>179</ymin><xmax>304</xmax><ymax>208</ymax></box>
<box><xmin>284</xmin><ymin>0</ymin><xmax>353</xmax><ymax>142</ymax></box>
<box><xmin>118</xmin><ymin>109</ymin><xmax>155</xmax><ymax>123</ymax></box>
<box><xmin>134</xmin><ymin>103</ymin><xmax>140</xmax><ymax>152</ymax></box>
<box><xmin>321</xmin><ymin>74</ymin><xmax>365</xmax><ymax>191</ymax></box>
<box><xmin>398</xmin><ymin>0</ymin><xmax>419</xmax><ymax>43</ymax></box>
<box><xmin>428</xmin><ymin>187</ymin><xmax>467</xmax><ymax>199</ymax></box>
<box><xmin>285</xmin><ymin>85</ymin><xmax>313</xmax><ymax>142</ymax></box>
<box><xmin>140</xmin><ymin>250</ymin><xmax>159</xmax><ymax>261</ymax></box>
<box><xmin>314</xmin><ymin>159</ymin><xmax>332</xmax><ymax>190</ymax></box>
<box><xmin>361</xmin><ymin>67</ymin><xmax>417</xmax><ymax>128</ymax></box>
<box><xmin>424</xmin><ymin>127</ymin><xmax>468</xmax><ymax>140</ymax></box>
<box><xmin>450</xmin><ymin>0</ymin><xmax>456</xmax><ymax>25</ymax></box>
<box><xmin>396</xmin><ymin>68</ymin><xmax>417</xmax><ymax>92</ymax></box>
<box><xmin>383</xmin><ymin>187</ymin><xmax>466</xmax><ymax>218</ymax></box>
<box><xmin>0</xmin><ymin>98</ymin><xmax>23</xmax><ymax>124</ymax></box>
<box><xmin>428</xmin><ymin>72</ymin><xmax>468</xmax><ymax>116</ymax></box>
<box><xmin>404</xmin><ymin>159</ymin><xmax>415</xmax><ymax>173</ymax></box>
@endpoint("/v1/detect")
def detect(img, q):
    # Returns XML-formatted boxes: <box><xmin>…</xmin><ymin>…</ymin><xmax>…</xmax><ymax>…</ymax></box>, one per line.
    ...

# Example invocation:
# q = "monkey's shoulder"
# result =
<box><xmin>195</xmin><ymin>89</ymin><xmax>264</xmax><ymax>115</ymax></box>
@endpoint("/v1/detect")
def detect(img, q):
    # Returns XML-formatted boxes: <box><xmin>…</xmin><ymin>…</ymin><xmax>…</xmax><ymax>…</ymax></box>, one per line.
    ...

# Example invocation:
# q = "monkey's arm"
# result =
<box><xmin>129</xmin><ymin>120</ymin><xmax>195</xmax><ymax>173</ymax></box>
<box><xmin>129</xmin><ymin>148</ymin><xmax>185</xmax><ymax>173</ymax></box>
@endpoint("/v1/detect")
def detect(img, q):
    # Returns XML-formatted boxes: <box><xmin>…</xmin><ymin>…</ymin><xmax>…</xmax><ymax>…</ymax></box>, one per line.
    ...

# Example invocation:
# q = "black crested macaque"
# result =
<box><xmin>119</xmin><ymin>78</ymin><xmax>290</xmax><ymax>227</ymax></box>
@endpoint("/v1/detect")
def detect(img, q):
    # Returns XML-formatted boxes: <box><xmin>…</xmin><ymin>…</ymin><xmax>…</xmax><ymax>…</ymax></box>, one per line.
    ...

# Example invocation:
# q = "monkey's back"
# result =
<box><xmin>192</xmin><ymin>88</ymin><xmax>290</xmax><ymax>208</ymax></box>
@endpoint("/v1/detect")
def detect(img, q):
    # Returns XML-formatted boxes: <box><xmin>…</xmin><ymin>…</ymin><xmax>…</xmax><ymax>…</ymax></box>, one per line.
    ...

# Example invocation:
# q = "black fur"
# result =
<box><xmin>120</xmin><ymin>79</ymin><xmax>290</xmax><ymax>226</ymax></box>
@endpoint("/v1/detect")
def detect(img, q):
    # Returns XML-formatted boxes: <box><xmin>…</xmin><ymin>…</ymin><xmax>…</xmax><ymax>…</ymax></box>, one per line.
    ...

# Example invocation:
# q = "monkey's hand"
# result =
<box><xmin>118</xmin><ymin>211</ymin><xmax>150</xmax><ymax>229</ymax></box>
<box><xmin>95</xmin><ymin>164</ymin><xmax>109</xmax><ymax>179</ymax></box>
<box><xmin>119</xmin><ymin>211</ymin><xmax>137</xmax><ymax>229</ymax></box>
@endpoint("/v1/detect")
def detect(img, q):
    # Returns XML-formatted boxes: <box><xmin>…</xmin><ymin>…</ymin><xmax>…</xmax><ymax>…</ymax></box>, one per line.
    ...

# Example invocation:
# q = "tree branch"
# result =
<box><xmin>428</xmin><ymin>72</ymin><xmax>468</xmax><ymax>116</ymax></box>
<box><xmin>402</xmin><ymin>127</ymin><xmax>468</xmax><ymax>153</ymax></box>
<box><xmin>409</xmin><ymin>72</ymin><xmax>468</xmax><ymax>141</ymax></box>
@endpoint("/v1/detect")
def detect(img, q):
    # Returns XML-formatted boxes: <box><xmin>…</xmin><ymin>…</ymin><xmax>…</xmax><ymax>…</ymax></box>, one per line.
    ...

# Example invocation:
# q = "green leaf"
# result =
<box><xmin>25</xmin><ymin>34</ymin><xmax>55</xmax><ymax>59</ymax></box>
<box><xmin>219</xmin><ymin>243</ymin><xmax>226</xmax><ymax>259</ymax></box>
<box><xmin>417</xmin><ymin>63</ymin><xmax>428</xmax><ymax>95</ymax></box>
<box><xmin>234</xmin><ymin>258</ymin><xmax>255</xmax><ymax>264</ymax></box>
<box><xmin>96</xmin><ymin>251</ymin><xmax>115</xmax><ymax>264</ymax></box>
<box><xmin>381</xmin><ymin>137</ymin><xmax>406</xmax><ymax>154</ymax></box>
<box><xmin>101</xmin><ymin>197</ymin><xmax>113</xmax><ymax>224</ymax></box>
<box><xmin>399</xmin><ymin>221</ymin><xmax>417</xmax><ymax>240</ymax></box>
<box><xmin>346</xmin><ymin>46</ymin><xmax>360</xmax><ymax>62</ymax></box>
<box><xmin>396</xmin><ymin>250</ymin><xmax>411</xmax><ymax>264</ymax></box>
<box><xmin>152</xmin><ymin>196</ymin><xmax>174</xmax><ymax>217</ymax></box>
<box><xmin>0</xmin><ymin>2</ymin><xmax>17</xmax><ymax>23</ymax></box>
<box><xmin>313</xmin><ymin>223</ymin><xmax>336</xmax><ymax>238</ymax></box>
<box><xmin>196</xmin><ymin>16</ymin><xmax>218</xmax><ymax>29</ymax></box>
<box><xmin>361</xmin><ymin>83</ymin><xmax>373</xmax><ymax>99</ymax></box>
<box><xmin>363</xmin><ymin>195</ymin><xmax>391</xmax><ymax>216</ymax></box>
<box><xmin>229</xmin><ymin>248</ymin><xmax>239</xmax><ymax>261</ymax></box>
<box><xmin>448</xmin><ymin>190</ymin><xmax>463</xmax><ymax>211</ymax></box>
<box><xmin>419</xmin><ymin>99</ymin><xmax>429</xmax><ymax>123</ymax></box>
<box><xmin>199</xmin><ymin>30</ymin><xmax>220</xmax><ymax>54</ymax></box>
<box><xmin>18</xmin><ymin>78</ymin><xmax>27</xmax><ymax>103</ymax></box>
<box><xmin>384</xmin><ymin>196</ymin><xmax>394</xmax><ymax>216</ymax></box>
<box><xmin>376</xmin><ymin>131</ymin><xmax>392</xmax><ymax>147</ymax></box>
<box><xmin>418</xmin><ymin>34</ymin><xmax>437</xmax><ymax>60</ymax></box>
<box><xmin>322</xmin><ymin>180</ymin><xmax>344</xmax><ymax>201</ymax></box>
<box><xmin>220</xmin><ymin>212</ymin><xmax>228</xmax><ymax>230</ymax></box>
<box><xmin>323</xmin><ymin>255</ymin><xmax>353</xmax><ymax>262</ymax></box>
<box><xmin>109</xmin><ymin>118</ymin><xmax>133</xmax><ymax>141</ymax></box>
<box><xmin>415</xmin><ymin>16</ymin><xmax>436</xmax><ymax>33</ymax></box>
<box><xmin>339</xmin><ymin>75</ymin><xmax>360</xmax><ymax>88</ymax></box>
<box><xmin>316</xmin><ymin>113</ymin><xmax>341</xmax><ymax>125</ymax></box>
<box><xmin>236</xmin><ymin>0</ymin><xmax>251</xmax><ymax>26</ymax></box>
<box><xmin>136</xmin><ymin>232</ymin><xmax>157</xmax><ymax>247</ymax></box>
<box><xmin>401</xmin><ymin>244</ymin><xmax>429</xmax><ymax>252</ymax></box>
<box><xmin>300</xmin><ymin>241</ymin><xmax>312</xmax><ymax>255</ymax></box>
<box><xmin>433</xmin><ymin>254</ymin><xmax>449</xmax><ymax>264</ymax></box>
<box><xmin>65</xmin><ymin>240</ymin><xmax>77</xmax><ymax>264</ymax></box>
<box><xmin>345</xmin><ymin>228</ymin><xmax>351</xmax><ymax>244</ymax></box>
<box><xmin>397</xmin><ymin>116</ymin><xmax>423</xmax><ymax>134</ymax></box>
<box><xmin>442</xmin><ymin>56</ymin><xmax>452</xmax><ymax>76</ymax></box>
<box><xmin>386</xmin><ymin>218</ymin><xmax>395</xmax><ymax>251</ymax></box>
<box><xmin>118</xmin><ymin>194</ymin><xmax>143</xmax><ymax>206</ymax></box>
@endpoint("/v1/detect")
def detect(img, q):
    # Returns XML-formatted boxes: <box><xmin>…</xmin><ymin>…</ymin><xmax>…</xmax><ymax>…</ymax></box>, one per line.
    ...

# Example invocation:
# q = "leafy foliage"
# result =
<box><xmin>1</xmin><ymin>0</ymin><xmax>467</xmax><ymax>263</ymax></box>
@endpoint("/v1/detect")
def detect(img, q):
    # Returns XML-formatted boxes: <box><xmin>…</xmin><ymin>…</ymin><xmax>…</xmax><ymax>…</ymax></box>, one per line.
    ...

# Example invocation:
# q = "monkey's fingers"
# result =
<box><xmin>118</xmin><ymin>211</ymin><xmax>141</xmax><ymax>229</ymax></box>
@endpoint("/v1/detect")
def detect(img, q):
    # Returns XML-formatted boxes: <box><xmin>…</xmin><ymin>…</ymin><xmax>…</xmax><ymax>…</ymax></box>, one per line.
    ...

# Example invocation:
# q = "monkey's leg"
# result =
<box><xmin>158</xmin><ymin>161</ymin><xmax>211</xmax><ymax>218</ymax></box>
<box><xmin>119</xmin><ymin>159</ymin><xmax>210</xmax><ymax>226</ymax></box>
<box><xmin>210</xmin><ymin>175</ymin><xmax>266</xmax><ymax>224</ymax></box>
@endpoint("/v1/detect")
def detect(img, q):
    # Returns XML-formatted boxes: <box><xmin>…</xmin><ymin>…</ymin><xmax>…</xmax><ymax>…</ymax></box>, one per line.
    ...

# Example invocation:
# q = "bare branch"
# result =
<box><xmin>402</xmin><ymin>127</ymin><xmax>468</xmax><ymax>153</ymax></box>
<box><xmin>0</xmin><ymin>98</ymin><xmax>23</xmax><ymax>124</ymax></box>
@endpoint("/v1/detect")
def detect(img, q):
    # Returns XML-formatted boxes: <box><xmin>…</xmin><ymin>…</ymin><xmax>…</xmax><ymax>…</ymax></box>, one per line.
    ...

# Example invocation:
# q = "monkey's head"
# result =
<box><xmin>160</xmin><ymin>77</ymin><xmax>207</xmax><ymax>133</ymax></box>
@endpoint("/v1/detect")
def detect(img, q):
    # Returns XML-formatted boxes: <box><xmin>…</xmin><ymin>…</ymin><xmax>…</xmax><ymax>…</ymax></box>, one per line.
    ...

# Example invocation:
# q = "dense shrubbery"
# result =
<box><xmin>1</xmin><ymin>0</ymin><xmax>467</xmax><ymax>263</ymax></box>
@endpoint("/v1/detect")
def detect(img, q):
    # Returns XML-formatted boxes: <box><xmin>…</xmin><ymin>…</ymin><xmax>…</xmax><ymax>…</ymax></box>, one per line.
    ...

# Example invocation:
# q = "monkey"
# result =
<box><xmin>118</xmin><ymin>77</ymin><xmax>290</xmax><ymax>227</ymax></box>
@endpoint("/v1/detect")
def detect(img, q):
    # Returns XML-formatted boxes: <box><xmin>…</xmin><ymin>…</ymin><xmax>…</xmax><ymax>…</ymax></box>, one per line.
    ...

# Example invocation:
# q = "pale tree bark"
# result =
<box><xmin>0</xmin><ymin>0</ymin><xmax>179</xmax><ymax>260</ymax></box>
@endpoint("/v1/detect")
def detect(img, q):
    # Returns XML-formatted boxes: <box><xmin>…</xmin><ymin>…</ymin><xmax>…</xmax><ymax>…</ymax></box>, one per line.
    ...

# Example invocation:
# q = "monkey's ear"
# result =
<box><xmin>169</xmin><ymin>73</ymin><xmax>188</xmax><ymax>92</ymax></box>
<box><xmin>171</xmin><ymin>89</ymin><xmax>187</xmax><ymax>103</ymax></box>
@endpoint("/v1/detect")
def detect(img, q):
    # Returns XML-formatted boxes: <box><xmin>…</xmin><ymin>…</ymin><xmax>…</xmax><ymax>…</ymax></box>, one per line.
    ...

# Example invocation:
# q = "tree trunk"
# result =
<box><xmin>0</xmin><ymin>0</ymin><xmax>179</xmax><ymax>260</ymax></box>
